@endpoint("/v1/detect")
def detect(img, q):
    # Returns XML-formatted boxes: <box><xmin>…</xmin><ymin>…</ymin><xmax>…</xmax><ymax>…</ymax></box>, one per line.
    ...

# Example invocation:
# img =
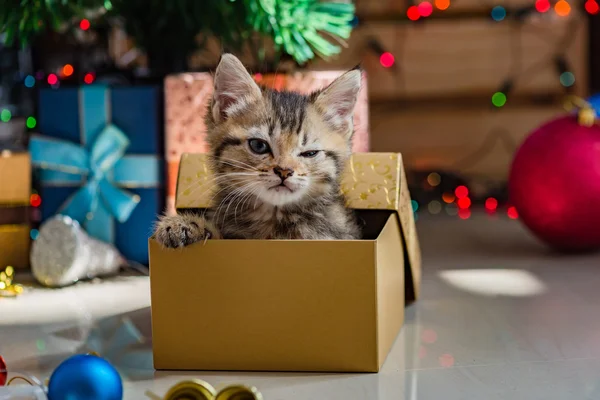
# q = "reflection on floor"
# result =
<box><xmin>2</xmin><ymin>211</ymin><xmax>600</xmax><ymax>400</ymax></box>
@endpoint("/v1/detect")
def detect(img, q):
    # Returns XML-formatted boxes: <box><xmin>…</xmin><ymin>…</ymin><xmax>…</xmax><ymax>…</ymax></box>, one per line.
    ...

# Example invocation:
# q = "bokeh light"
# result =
<box><xmin>454</xmin><ymin>185</ymin><xmax>469</xmax><ymax>199</ymax></box>
<box><xmin>418</xmin><ymin>1</ymin><xmax>434</xmax><ymax>17</ymax></box>
<box><xmin>411</xmin><ymin>200</ymin><xmax>419</xmax><ymax>212</ymax></box>
<box><xmin>485</xmin><ymin>197</ymin><xmax>498</xmax><ymax>211</ymax></box>
<box><xmin>407</xmin><ymin>5</ymin><xmax>421</xmax><ymax>20</ymax></box>
<box><xmin>421</xmin><ymin>329</ymin><xmax>438</xmax><ymax>343</ymax></box>
<box><xmin>491</xmin><ymin>6</ymin><xmax>506</xmax><ymax>21</ymax></box>
<box><xmin>79</xmin><ymin>19</ymin><xmax>90</xmax><ymax>30</ymax></box>
<box><xmin>442</xmin><ymin>192</ymin><xmax>456</xmax><ymax>203</ymax></box>
<box><xmin>554</xmin><ymin>0</ymin><xmax>571</xmax><ymax>16</ymax></box>
<box><xmin>535</xmin><ymin>0</ymin><xmax>551</xmax><ymax>12</ymax></box>
<box><xmin>492</xmin><ymin>92</ymin><xmax>507</xmax><ymax>107</ymax></box>
<box><xmin>560</xmin><ymin>71</ymin><xmax>575</xmax><ymax>87</ymax></box>
<box><xmin>435</xmin><ymin>0</ymin><xmax>450</xmax><ymax>10</ymax></box>
<box><xmin>0</xmin><ymin>109</ymin><xmax>11</xmax><ymax>122</ymax></box>
<box><xmin>457</xmin><ymin>197</ymin><xmax>471</xmax><ymax>209</ymax></box>
<box><xmin>446</xmin><ymin>203</ymin><xmax>458</xmax><ymax>216</ymax></box>
<box><xmin>427</xmin><ymin>172</ymin><xmax>441</xmax><ymax>187</ymax></box>
<box><xmin>30</xmin><ymin>229</ymin><xmax>39</xmax><ymax>240</ymax></box>
<box><xmin>458</xmin><ymin>209</ymin><xmax>471</xmax><ymax>219</ymax></box>
<box><xmin>47</xmin><ymin>73</ymin><xmax>58</xmax><ymax>85</ymax></box>
<box><xmin>26</xmin><ymin>116</ymin><xmax>37</xmax><ymax>129</ymax></box>
<box><xmin>428</xmin><ymin>200</ymin><xmax>442</xmax><ymax>214</ymax></box>
<box><xmin>439</xmin><ymin>353</ymin><xmax>455</xmax><ymax>368</ymax></box>
<box><xmin>24</xmin><ymin>75</ymin><xmax>35</xmax><ymax>88</ymax></box>
<box><xmin>585</xmin><ymin>0</ymin><xmax>600</xmax><ymax>14</ymax></box>
<box><xmin>507</xmin><ymin>206</ymin><xmax>519</xmax><ymax>219</ymax></box>
<box><xmin>30</xmin><ymin>194</ymin><xmax>42</xmax><ymax>207</ymax></box>
<box><xmin>62</xmin><ymin>64</ymin><xmax>74</xmax><ymax>77</ymax></box>
<box><xmin>379</xmin><ymin>52</ymin><xmax>395</xmax><ymax>68</ymax></box>
<box><xmin>84</xmin><ymin>73</ymin><xmax>95</xmax><ymax>84</ymax></box>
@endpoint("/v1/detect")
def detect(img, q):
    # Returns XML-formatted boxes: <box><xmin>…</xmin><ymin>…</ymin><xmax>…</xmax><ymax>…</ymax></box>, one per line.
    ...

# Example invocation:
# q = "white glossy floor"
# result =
<box><xmin>2</xmin><ymin>211</ymin><xmax>600</xmax><ymax>399</ymax></box>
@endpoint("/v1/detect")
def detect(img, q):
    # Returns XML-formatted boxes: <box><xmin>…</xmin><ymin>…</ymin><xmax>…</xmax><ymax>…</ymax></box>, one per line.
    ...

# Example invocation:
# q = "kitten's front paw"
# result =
<box><xmin>154</xmin><ymin>213</ymin><xmax>216</xmax><ymax>248</ymax></box>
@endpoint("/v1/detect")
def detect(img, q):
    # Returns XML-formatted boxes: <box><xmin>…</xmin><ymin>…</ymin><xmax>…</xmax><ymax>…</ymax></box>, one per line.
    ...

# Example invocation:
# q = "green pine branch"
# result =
<box><xmin>0</xmin><ymin>0</ymin><xmax>106</xmax><ymax>46</ymax></box>
<box><xmin>0</xmin><ymin>0</ymin><xmax>356</xmax><ymax>66</ymax></box>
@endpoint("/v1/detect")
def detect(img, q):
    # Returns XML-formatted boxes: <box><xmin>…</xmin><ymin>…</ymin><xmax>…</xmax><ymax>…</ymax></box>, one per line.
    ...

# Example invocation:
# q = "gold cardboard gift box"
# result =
<box><xmin>0</xmin><ymin>152</ymin><xmax>31</xmax><ymax>270</ymax></box>
<box><xmin>149</xmin><ymin>152</ymin><xmax>421</xmax><ymax>372</ymax></box>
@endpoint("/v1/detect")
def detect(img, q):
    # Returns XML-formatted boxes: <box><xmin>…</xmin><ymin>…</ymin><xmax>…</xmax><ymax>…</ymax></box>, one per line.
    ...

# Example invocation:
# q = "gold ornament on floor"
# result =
<box><xmin>145</xmin><ymin>379</ymin><xmax>263</xmax><ymax>400</ymax></box>
<box><xmin>564</xmin><ymin>95</ymin><xmax>597</xmax><ymax>127</ymax></box>
<box><xmin>0</xmin><ymin>266</ymin><xmax>23</xmax><ymax>297</ymax></box>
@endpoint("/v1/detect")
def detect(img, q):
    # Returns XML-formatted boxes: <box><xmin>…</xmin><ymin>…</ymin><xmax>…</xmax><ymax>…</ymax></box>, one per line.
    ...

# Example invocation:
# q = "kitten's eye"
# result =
<box><xmin>248</xmin><ymin>139</ymin><xmax>271</xmax><ymax>155</ymax></box>
<box><xmin>300</xmin><ymin>150</ymin><xmax>320</xmax><ymax>158</ymax></box>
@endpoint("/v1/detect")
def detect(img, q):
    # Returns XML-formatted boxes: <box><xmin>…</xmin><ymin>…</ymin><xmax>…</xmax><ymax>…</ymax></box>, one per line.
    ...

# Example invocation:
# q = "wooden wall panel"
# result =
<box><xmin>355</xmin><ymin>0</ymin><xmax>406</xmax><ymax>18</ymax></box>
<box><xmin>313</xmin><ymin>16</ymin><xmax>588</xmax><ymax>100</ymax></box>
<box><xmin>445</xmin><ymin>0</ymin><xmax>542</xmax><ymax>12</ymax></box>
<box><xmin>369</xmin><ymin>104</ymin><xmax>566</xmax><ymax>179</ymax></box>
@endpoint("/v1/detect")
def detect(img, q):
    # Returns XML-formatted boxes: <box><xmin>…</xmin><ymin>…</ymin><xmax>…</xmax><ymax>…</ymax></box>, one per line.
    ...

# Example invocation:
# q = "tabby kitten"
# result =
<box><xmin>155</xmin><ymin>54</ymin><xmax>362</xmax><ymax>247</ymax></box>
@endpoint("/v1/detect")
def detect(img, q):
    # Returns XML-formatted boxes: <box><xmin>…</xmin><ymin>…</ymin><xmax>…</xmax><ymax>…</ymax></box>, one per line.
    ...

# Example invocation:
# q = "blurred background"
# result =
<box><xmin>0</xmin><ymin>0</ymin><xmax>598</xmax><ymax>269</ymax></box>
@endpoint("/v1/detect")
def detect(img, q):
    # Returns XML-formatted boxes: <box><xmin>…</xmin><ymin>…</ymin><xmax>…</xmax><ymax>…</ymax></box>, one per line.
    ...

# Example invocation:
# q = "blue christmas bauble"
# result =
<box><xmin>47</xmin><ymin>355</ymin><xmax>123</xmax><ymax>400</ymax></box>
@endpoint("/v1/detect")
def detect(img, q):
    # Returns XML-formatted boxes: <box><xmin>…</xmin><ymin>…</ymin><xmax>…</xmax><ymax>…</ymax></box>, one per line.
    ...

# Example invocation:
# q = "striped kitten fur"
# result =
<box><xmin>155</xmin><ymin>54</ymin><xmax>362</xmax><ymax>247</ymax></box>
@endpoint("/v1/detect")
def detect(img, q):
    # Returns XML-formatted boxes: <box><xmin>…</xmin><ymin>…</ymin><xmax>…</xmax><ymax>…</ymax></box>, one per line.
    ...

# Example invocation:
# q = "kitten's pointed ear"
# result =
<box><xmin>313</xmin><ymin>68</ymin><xmax>362</xmax><ymax>134</ymax></box>
<box><xmin>212</xmin><ymin>54</ymin><xmax>262</xmax><ymax>122</ymax></box>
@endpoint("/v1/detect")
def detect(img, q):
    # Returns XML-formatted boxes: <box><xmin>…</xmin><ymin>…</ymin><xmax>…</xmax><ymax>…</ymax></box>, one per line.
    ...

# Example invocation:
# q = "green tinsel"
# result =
<box><xmin>0</xmin><ymin>0</ymin><xmax>106</xmax><ymax>46</ymax></box>
<box><xmin>247</xmin><ymin>0</ymin><xmax>355</xmax><ymax>64</ymax></box>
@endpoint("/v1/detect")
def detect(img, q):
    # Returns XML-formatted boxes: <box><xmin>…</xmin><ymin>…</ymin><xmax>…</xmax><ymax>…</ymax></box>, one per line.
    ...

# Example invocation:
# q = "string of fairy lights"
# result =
<box><xmin>360</xmin><ymin>0</ymin><xmax>590</xmax><ymax>220</ymax></box>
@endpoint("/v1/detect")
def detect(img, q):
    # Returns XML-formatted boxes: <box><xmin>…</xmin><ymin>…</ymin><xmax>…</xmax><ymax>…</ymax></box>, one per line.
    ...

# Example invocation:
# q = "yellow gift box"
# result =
<box><xmin>149</xmin><ymin>152</ymin><xmax>421</xmax><ymax>372</ymax></box>
<box><xmin>0</xmin><ymin>152</ymin><xmax>31</xmax><ymax>270</ymax></box>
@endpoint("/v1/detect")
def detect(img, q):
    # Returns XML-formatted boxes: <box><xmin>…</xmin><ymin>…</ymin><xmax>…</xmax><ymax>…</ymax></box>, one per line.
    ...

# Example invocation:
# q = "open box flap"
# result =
<box><xmin>340</xmin><ymin>153</ymin><xmax>421</xmax><ymax>301</ymax></box>
<box><xmin>175</xmin><ymin>152</ymin><xmax>421</xmax><ymax>300</ymax></box>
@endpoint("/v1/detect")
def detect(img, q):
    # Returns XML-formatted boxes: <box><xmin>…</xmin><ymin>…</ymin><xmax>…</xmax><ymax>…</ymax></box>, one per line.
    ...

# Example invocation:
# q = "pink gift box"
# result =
<box><xmin>165</xmin><ymin>71</ymin><xmax>370</xmax><ymax>212</ymax></box>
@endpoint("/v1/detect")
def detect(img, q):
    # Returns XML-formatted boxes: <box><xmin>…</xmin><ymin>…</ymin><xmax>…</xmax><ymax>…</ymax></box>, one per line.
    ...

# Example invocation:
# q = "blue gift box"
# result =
<box><xmin>32</xmin><ymin>85</ymin><xmax>164</xmax><ymax>265</ymax></box>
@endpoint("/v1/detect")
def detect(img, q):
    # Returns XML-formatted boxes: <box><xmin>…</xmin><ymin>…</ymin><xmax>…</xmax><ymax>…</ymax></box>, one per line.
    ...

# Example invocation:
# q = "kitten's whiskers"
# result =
<box><xmin>234</xmin><ymin>182</ymin><xmax>262</xmax><ymax>224</ymax></box>
<box><xmin>214</xmin><ymin>157</ymin><xmax>260</xmax><ymax>172</ymax></box>
<box><xmin>222</xmin><ymin>182</ymin><xmax>261</xmax><ymax>226</ymax></box>
<box><xmin>213</xmin><ymin>181</ymin><xmax>257</xmax><ymax>227</ymax></box>
<box><xmin>180</xmin><ymin>172</ymin><xmax>256</xmax><ymax>200</ymax></box>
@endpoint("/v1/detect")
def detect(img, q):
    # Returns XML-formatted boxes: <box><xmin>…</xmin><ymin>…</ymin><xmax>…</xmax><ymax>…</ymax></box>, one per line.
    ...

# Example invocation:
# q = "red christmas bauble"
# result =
<box><xmin>509</xmin><ymin>114</ymin><xmax>600</xmax><ymax>252</ymax></box>
<box><xmin>0</xmin><ymin>355</ymin><xmax>7</xmax><ymax>386</ymax></box>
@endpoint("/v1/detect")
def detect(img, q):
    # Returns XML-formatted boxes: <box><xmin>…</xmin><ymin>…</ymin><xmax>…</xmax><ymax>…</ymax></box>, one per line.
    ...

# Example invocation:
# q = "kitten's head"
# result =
<box><xmin>206</xmin><ymin>54</ymin><xmax>361</xmax><ymax>207</ymax></box>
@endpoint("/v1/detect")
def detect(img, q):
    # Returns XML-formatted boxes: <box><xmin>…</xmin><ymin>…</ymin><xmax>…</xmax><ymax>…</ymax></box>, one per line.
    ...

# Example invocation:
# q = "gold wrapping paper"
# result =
<box><xmin>0</xmin><ymin>152</ymin><xmax>30</xmax><ymax>203</ymax></box>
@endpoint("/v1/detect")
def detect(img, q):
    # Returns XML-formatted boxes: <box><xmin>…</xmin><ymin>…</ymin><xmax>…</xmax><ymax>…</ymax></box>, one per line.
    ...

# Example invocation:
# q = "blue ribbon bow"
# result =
<box><xmin>30</xmin><ymin>126</ymin><xmax>140</xmax><ymax>222</ymax></box>
<box><xmin>30</xmin><ymin>85</ymin><xmax>161</xmax><ymax>244</ymax></box>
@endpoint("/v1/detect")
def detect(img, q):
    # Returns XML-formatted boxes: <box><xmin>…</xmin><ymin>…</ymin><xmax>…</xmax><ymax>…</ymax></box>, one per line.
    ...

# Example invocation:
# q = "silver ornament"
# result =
<box><xmin>30</xmin><ymin>215</ymin><xmax>126</xmax><ymax>287</ymax></box>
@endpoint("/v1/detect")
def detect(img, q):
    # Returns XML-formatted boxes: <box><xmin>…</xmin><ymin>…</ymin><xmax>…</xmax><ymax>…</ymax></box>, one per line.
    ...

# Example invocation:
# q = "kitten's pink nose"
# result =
<box><xmin>274</xmin><ymin>166</ymin><xmax>294</xmax><ymax>180</ymax></box>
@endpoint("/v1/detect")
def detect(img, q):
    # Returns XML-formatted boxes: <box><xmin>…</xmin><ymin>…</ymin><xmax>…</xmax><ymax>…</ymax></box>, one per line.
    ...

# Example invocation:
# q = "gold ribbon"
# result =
<box><xmin>146</xmin><ymin>380</ymin><xmax>263</xmax><ymax>400</ymax></box>
<box><xmin>7</xmin><ymin>376</ymin><xmax>34</xmax><ymax>386</ymax></box>
<box><xmin>0</xmin><ymin>266</ymin><xmax>23</xmax><ymax>298</ymax></box>
<box><xmin>564</xmin><ymin>96</ymin><xmax>597</xmax><ymax>127</ymax></box>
